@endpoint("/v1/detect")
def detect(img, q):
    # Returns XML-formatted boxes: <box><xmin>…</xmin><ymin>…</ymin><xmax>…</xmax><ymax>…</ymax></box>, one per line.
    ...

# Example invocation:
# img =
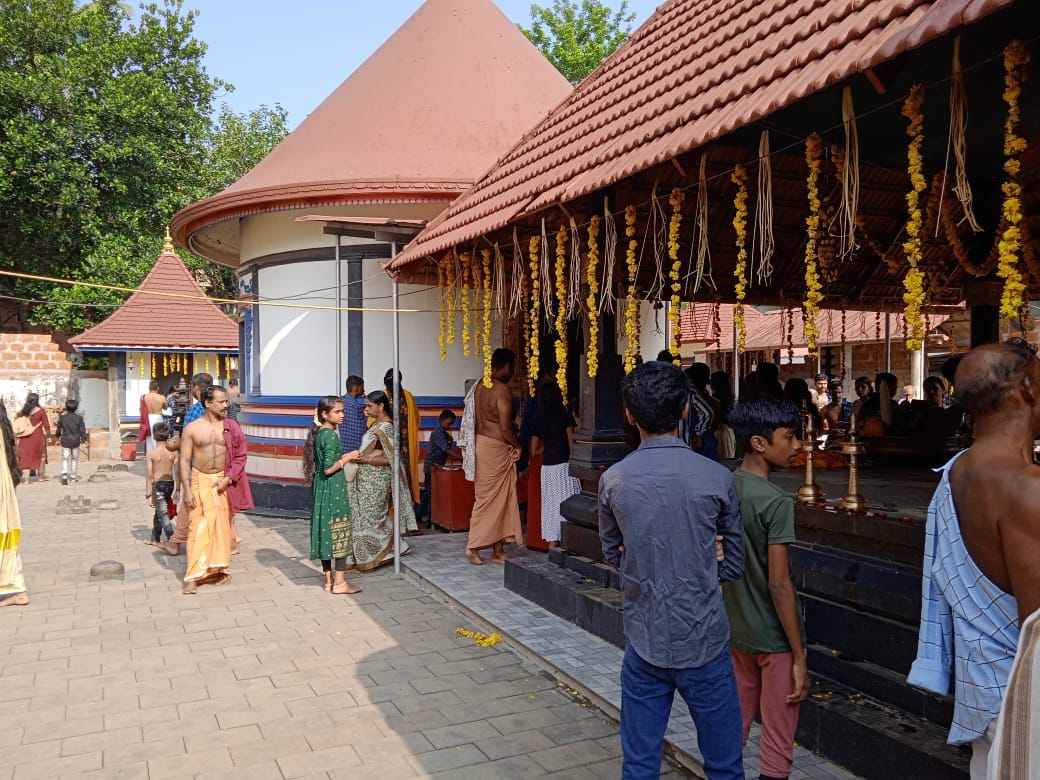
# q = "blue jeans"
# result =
<box><xmin>620</xmin><ymin>643</ymin><xmax>745</xmax><ymax>779</ymax></box>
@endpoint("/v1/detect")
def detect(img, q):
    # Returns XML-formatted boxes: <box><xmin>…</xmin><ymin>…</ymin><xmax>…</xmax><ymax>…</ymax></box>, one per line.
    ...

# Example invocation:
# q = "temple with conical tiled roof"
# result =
<box><xmin>170</xmin><ymin>0</ymin><xmax>572</xmax><ymax>509</ymax></box>
<box><xmin>69</xmin><ymin>232</ymin><xmax>239</xmax><ymax>457</ymax></box>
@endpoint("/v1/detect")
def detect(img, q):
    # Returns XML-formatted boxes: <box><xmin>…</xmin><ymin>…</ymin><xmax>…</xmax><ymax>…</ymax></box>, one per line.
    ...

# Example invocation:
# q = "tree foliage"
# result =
<box><xmin>519</xmin><ymin>0</ymin><xmax>635</xmax><ymax>83</ymax></box>
<box><xmin>0</xmin><ymin>0</ymin><xmax>288</xmax><ymax>333</ymax></box>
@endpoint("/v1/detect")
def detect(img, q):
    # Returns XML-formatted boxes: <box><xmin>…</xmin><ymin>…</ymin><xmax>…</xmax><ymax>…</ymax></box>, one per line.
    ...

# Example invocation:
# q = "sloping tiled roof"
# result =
<box><xmin>69</xmin><ymin>240</ymin><xmax>238</xmax><ymax>352</ymax></box>
<box><xmin>170</xmin><ymin>0</ymin><xmax>572</xmax><ymax>266</ymax></box>
<box><xmin>391</xmin><ymin>0</ymin><xmax>1015</xmax><ymax>268</ymax></box>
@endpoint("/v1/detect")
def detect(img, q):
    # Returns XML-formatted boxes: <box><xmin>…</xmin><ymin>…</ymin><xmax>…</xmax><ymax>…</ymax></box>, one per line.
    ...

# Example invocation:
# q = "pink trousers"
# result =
<box><xmin>731</xmin><ymin>648</ymin><xmax>801</xmax><ymax>778</ymax></box>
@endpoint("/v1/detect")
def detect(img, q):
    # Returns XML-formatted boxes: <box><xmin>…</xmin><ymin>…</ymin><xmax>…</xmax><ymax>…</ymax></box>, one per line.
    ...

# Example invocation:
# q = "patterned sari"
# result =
<box><xmin>0</xmin><ymin>431</ymin><xmax>26</xmax><ymax>600</ymax></box>
<box><xmin>349</xmin><ymin>421</ymin><xmax>414</xmax><ymax>571</ymax></box>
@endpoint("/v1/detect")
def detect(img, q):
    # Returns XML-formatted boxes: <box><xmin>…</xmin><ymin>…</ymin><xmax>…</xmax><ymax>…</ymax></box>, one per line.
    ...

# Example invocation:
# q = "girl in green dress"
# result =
<box><xmin>303</xmin><ymin>396</ymin><xmax>362</xmax><ymax>595</ymax></box>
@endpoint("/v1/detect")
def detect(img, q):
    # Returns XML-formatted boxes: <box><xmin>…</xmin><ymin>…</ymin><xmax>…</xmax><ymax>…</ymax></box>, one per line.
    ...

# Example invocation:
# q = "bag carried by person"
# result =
<box><xmin>13</xmin><ymin>416</ymin><xmax>37</xmax><ymax>438</ymax></box>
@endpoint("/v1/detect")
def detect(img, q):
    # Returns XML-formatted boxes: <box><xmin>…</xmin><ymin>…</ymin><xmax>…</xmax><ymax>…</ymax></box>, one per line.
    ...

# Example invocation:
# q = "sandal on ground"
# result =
<box><xmin>331</xmin><ymin>581</ymin><xmax>362</xmax><ymax>595</ymax></box>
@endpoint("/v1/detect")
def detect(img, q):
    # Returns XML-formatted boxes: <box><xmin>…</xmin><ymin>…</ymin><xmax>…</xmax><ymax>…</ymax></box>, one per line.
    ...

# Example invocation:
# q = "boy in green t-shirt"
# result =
<box><xmin>722</xmin><ymin>397</ymin><xmax>809</xmax><ymax>780</ymax></box>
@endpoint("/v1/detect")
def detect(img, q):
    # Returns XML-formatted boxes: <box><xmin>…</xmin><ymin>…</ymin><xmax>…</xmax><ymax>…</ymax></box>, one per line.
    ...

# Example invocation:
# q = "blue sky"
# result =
<box><xmin>186</xmin><ymin>0</ymin><xmax>663</xmax><ymax>129</ymax></box>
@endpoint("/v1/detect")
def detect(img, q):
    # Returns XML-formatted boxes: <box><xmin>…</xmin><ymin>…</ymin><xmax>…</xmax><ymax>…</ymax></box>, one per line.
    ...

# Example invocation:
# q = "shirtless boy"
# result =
<box><xmin>142</xmin><ymin>380</ymin><xmax>168</xmax><ymax>452</ymax></box>
<box><xmin>144</xmin><ymin>422</ymin><xmax>178</xmax><ymax>547</ymax></box>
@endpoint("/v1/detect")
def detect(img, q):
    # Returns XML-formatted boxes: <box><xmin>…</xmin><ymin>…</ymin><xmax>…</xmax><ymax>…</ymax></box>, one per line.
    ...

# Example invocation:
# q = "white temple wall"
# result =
<box><xmin>255</xmin><ymin>262</ymin><xmax>339</xmax><ymax>397</ymax></box>
<box><xmin>361</xmin><ymin>270</ymin><xmax>492</xmax><ymax>397</ymax></box>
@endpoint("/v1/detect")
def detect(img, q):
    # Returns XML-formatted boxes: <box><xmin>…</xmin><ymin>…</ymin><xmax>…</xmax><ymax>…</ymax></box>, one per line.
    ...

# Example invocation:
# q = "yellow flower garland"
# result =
<box><xmin>472</xmin><ymin>255</ymin><xmax>483</xmax><ymax>357</ymax></box>
<box><xmin>528</xmin><ymin>236</ymin><xmax>541</xmax><ymax>394</ymax></box>
<box><xmin>460</xmin><ymin>252</ymin><xmax>472</xmax><ymax>357</ymax></box>
<box><xmin>438</xmin><ymin>255</ymin><xmax>449</xmax><ymax>361</ymax></box>
<box><xmin>586</xmin><ymin>215</ymin><xmax>602</xmax><ymax>378</ymax></box>
<box><xmin>444</xmin><ymin>254</ymin><xmax>457</xmax><ymax>346</ymax></box>
<box><xmin>667</xmin><ymin>188</ymin><xmax>685</xmax><ymax>361</ymax></box>
<box><xmin>731</xmin><ymin>166</ymin><xmax>749</xmax><ymax>355</ymax></box>
<box><xmin>554</xmin><ymin>224</ymin><xmax>569</xmax><ymax>403</ymax></box>
<box><xmin>623</xmin><ymin>205</ymin><xmax>640</xmax><ymax>374</ymax></box>
<box><xmin>803</xmin><ymin>133</ymin><xmax>824</xmax><ymax>354</ymax></box>
<box><xmin>481</xmin><ymin>249</ymin><xmax>493</xmax><ymax>387</ymax></box>
<box><xmin>455</xmin><ymin>627</ymin><xmax>502</xmax><ymax>647</ymax></box>
<box><xmin>901</xmin><ymin>85</ymin><xmax>927</xmax><ymax>351</ymax></box>
<box><xmin>998</xmin><ymin>40</ymin><xmax>1030</xmax><ymax>320</ymax></box>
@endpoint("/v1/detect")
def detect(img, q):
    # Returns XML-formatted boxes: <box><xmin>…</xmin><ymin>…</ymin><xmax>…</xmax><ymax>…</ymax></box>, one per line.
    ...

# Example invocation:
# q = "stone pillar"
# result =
<box><xmin>965</xmin><ymin>279</ymin><xmax>1001</xmax><ymax>347</ymax></box>
<box><xmin>107</xmin><ymin>353</ymin><xmax>121</xmax><ymax>460</ymax></box>
<box><xmin>559</xmin><ymin>313</ymin><xmax>631</xmax><ymax>562</ymax></box>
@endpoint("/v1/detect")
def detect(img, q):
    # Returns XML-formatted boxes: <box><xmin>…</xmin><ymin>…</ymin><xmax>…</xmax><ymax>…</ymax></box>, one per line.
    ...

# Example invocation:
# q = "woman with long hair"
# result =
<box><xmin>348</xmin><ymin>390</ymin><xmax>415</xmax><ymax>571</ymax></box>
<box><xmin>302</xmin><ymin>396</ymin><xmax>362</xmax><ymax>595</ymax></box>
<box><xmin>0</xmin><ymin>404</ymin><xmax>29</xmax><ymax>606</ymax></box>
<box><xmin>15</xmin><ymin>392</ymin><xmax>49</xmax><ymax>483</ymax></box>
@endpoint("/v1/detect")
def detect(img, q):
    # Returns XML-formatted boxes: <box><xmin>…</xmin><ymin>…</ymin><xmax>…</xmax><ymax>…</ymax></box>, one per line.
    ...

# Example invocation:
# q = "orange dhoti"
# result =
<box><xmin>184</xmin><ymin>469</ymin><xmax>233</xmax><ymax>583</ymax></box>
<box><xmin>466</xmin><ymin>434</ymin><xmax>522</xmax><ymax>551</ymax></box>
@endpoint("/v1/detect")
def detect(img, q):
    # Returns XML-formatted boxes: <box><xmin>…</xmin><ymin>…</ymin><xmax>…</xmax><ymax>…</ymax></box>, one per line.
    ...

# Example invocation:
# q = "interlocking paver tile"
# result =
<box><xmin>0</xmin><ymin>458</ymin><xmax>853</xmax><ymax>780</ymax></box>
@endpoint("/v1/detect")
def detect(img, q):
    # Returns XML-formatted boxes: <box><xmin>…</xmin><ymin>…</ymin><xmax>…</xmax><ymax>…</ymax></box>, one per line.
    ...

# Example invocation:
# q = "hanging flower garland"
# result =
<box><xmin>840</xmin><ymin>308</ymin><xmax>847</xmax><ymax>379</ymax></box>
<box><xmin>586</xmin><ymin>215</ymin><xmax>602</xmax><ymax>378</ymax></box>
<box><xmin>472</xmin><ymin>254</ymin><xmax>483</xmax><ymax>356</ymax></box>
<box><xmin>667</xmin><ymin>188</ymin><xmax>685</xmax><ymax>361</ymax></box>
<box><xmin>997</xmin><ymin>39</ymin><xmax>1030</xmax><ymax>320</ymax></box>
<box><xmin>803</xmin><ymin>133</ymin><xmax>824</xmax><ymax>355</ymax></box>
<box><xmin>481</xmin><ymin>249</ymin><xmax>493</xmax><ymax>387</ymax></box>
<box><xmin>528</xmin><ymin>236</ymin><xmax>541</xmax><ymax>394</ymax></box>
<box><xmin>901</xmin><ymin>85</ymin><xmax>927</xmax><ymax>351</ymax></box>
<box><xmin>444</xmin><ymin>253</ymin><xmax>458</xmax><ymax>347</ymax></box>
<box><xmin>554</xmin><ymin>224</ymin><xmax>569</xmax><ymax>402</ymax></box>
<box><xmin>459</xmin><ymin>252</ymin><xmax>472</xmax><ymax>357</ymax></box>
<box><xmin>786</xmin><ymin>306</ymin><xmax>795</xmax><ymax>364</ymax></box>
<box><xmin>731</xmin><ymin>165</ymin><xmax>749</xmax><ymax>354</ymax></box>
<box><xmin>623</xmin><ymin>205</ymin><xmax>640</xmax><ymax>374</ymax></box>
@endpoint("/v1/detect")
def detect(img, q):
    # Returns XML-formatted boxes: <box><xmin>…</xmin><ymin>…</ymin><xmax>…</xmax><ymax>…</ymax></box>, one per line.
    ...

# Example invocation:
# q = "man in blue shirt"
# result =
<box><xmin>181</xmin><ymin>372</ymin><xmax>213</xmax><ymax>431</ymax></box>
<box><xmin>339</xmin><ymin>375</ymin><xmax>366</xmax><ymax>454</ymax></box>
<box><xmin>599</xmin><ymin>360</ymin><xmax>745</xmax><ymax>779</ymax></box>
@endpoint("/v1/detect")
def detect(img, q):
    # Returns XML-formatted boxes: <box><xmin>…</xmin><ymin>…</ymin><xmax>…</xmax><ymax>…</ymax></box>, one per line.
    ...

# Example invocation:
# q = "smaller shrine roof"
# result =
<box><xmin>69</xmin><ymin>235</ymin><xmax>238</xmax><ymax>353</ymax></box>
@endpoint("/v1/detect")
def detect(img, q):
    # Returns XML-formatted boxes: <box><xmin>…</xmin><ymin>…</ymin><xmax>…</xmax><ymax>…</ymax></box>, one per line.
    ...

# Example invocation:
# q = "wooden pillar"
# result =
<box><xmin>965</xmin><ymin>280</ymin><xmax>1002</xmax><ymax>347</ymax></box>
<box><xmin>559</xmin><ymin>312</ymin><xmax>631</xmax><ymax>562</ymax></box>
<box><xmin>107</xmin><ymin>352</ymin><xmax>122</xmax><ymax>460</ymax></box>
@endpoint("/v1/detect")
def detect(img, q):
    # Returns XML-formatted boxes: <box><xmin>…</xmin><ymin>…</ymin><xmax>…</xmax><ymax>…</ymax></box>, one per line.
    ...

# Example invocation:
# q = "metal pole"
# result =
<box><xmin>884</xmin><ymin>312</ymin><xmax>892</xmax><ymax>373</ymax></box>
<box><xmin>335</xmin><ymin>235</ymin><xmax>342</xmax><ymax>393</ymax></box>
<box><xmin>732</xmin><ymin>316</ymin><xmax>740</xmax><ymax>398</ymax></box>
<box><xmin>391</xmin><ymin>242</ymin><xmax>402</xmax><ymax>575</ymax></box>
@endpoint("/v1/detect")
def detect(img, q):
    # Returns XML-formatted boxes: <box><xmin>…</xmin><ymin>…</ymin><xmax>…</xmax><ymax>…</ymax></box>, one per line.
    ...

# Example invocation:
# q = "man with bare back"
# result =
<box><xmin>178</xmin><ymin>385</ymin><xmax>242</xmax><ymax>594</ymax></box>
<box><xmin>464</xmin><ymin>348</ymin><xmax>523</xmax><ymax>565</ymax></box>
<box><xmin>908</xmin><ymin>338</ymin><xmax>1040</xmax><ymax>778</ymax></box>
<box><xmin>141</xmin><ymin>380</ymin><xmax>169</xmax><ymax>452</ymax></box>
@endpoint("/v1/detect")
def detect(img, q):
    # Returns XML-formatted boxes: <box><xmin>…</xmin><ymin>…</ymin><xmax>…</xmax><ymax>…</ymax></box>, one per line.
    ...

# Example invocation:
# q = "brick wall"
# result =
<box><xmin>0</xmin><ymin>332</ymin><xmax>75</xmax><ymax>414</ymax></box>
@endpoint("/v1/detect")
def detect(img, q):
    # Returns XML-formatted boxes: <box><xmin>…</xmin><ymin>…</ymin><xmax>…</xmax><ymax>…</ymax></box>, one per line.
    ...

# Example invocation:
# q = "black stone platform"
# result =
<box><xmin>505</xmin><ymin>499</ymin><xmax>970</xmax><ymax>779</ymax></box>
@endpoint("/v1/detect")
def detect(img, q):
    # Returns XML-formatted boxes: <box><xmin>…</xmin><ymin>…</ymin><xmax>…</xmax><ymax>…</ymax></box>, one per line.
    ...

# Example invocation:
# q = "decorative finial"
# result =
<box><xmin>162</xmin><ymin>227</ymin><xmax>175</xmax><ymax>254</ymax></box>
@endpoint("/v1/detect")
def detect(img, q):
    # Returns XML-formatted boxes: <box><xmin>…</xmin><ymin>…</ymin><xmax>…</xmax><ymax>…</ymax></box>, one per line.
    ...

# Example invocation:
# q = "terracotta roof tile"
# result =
<box><xmin>392</xmin><ymin>0</ymin><xmax>1011</xmax><ymax>268</ymax></box>
<box><xmin>69</xmin><ymin>247</ymin><xmax>238</xmax><ymax>352</ymax></box>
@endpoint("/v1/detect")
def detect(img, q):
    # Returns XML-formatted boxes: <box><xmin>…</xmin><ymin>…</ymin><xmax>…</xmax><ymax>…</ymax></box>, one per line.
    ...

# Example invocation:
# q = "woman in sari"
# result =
<box><xmin>302</xmin><ymin>396</ymin><xmax>362</xmax><ymax>595</ymax></box>
<box><xmin>349</xmin><ymin>390</ymin><xmax>417</xmax><ymax>571</ymax></box>
<box><xmin>1</xmin><ymin>404</ymin><xmax>29</xmax><ymax>606</ymax></box>
<box><xmin>15</xmin><ymin>393</ymin><xmax>49</xmax><ymax>484</ymax></box>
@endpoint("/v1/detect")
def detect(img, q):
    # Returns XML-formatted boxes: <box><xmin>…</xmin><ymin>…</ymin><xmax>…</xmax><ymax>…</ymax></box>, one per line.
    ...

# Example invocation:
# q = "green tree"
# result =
<box><xmin>0</xmin><ymin>0</ymin><xmax>287</xmax><ymax>332</ymax></box>
<box><xmin>519</xmin><ymin>0</ymin><xmax>635</xmax><ymax>83</ymax></box>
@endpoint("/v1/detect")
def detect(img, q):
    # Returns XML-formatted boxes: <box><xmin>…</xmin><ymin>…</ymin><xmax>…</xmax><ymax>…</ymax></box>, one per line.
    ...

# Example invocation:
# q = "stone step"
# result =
<box><xmin>798</xmin><ymin>670</ymin><xmax>968</xmax><ymax>780</ymax></box>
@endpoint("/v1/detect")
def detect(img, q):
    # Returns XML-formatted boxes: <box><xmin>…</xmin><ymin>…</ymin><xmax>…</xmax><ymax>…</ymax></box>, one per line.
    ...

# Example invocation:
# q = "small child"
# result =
<box><xmin>722</xmin><ymin>397</ymin><xmax>809</xmax><ymax>780</ymax></box>
<box><xmin>420</xmin><ymin>409</ymin><xmax>460</xmax><ymax>526</ymax></box>
<box><xmin>56</xmin><ymin>399</ymin><xmax>87</xmax><ymax>485</ymax></box>
<box><xmin>145</xmin><ymin>422</ymin><xmax>179</xmax><ymax>547</ymax></box>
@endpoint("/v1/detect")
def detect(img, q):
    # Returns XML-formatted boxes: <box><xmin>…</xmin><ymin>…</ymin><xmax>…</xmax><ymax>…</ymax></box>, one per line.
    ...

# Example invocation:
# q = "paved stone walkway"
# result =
<box><xmin>1</xmin><ymin>461</ymin><xmax>691</xmax><ymax>779</ymax></box>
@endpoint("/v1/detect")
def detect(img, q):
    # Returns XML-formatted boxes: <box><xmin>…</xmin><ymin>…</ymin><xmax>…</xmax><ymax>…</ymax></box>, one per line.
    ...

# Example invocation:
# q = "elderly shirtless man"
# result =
<box><xmin>464</xmin><ymin>348</ymin><xmax>523</xmax><ymax>565</ymax></box>
<box><xmin>909</xmin><ymin>339</ymin><xmax>1040</xmax><ymax>777</ymax></box>
<box><xmin>178</xmin><ymin>385</ymin><xmax>245</xmax><ymax>594</ymax></box>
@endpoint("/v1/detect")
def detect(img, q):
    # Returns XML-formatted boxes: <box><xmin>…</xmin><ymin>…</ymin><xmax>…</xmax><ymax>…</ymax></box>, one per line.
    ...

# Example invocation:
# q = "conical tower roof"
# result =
<box><xmin>171</xmin><ymin>0</ymin><xmax>572</xmax><ymax>266</ymax></box>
